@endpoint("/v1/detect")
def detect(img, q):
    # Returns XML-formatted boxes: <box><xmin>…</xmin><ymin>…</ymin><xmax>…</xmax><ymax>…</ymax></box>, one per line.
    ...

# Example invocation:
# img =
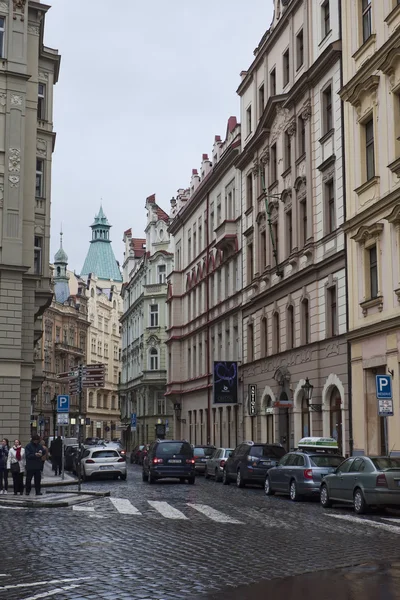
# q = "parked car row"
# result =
<box><xmin>63</xmin><ymin>439</ymin><xmax>127</xmax><ymax>481</ymax></box>
<box><xmin>201</xmin><ymin>437</ymin><xmax>400</xmax><ymax>515</ymax></box>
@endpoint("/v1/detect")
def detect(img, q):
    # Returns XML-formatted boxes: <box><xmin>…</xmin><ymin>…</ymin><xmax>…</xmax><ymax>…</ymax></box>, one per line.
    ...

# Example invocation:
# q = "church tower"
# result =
<box><xmin>53</xmin><ymin>231</ymin><xmax>70</xmax><ymax>304</ymax></box>
<box><xmin>80</xmin><ymin>206</ymin><xmax>122</xmax><ymax>283</ymax></box>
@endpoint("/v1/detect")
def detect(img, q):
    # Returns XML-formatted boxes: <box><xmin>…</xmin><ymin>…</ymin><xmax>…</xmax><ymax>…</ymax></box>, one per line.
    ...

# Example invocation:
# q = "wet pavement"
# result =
<box><xmin>196</xmin><ymin>561</ymin><xmax>400</xmax><ymax>599</ymax></box>
<box><xmin>1</xmin><ymin>463</ymin><xmax>400</xmax><ymax>599</ymax></box>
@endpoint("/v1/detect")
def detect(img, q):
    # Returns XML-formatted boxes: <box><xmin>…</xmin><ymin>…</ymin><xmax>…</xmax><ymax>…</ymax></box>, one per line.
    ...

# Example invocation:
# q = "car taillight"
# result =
<box><xmin>194</xmin><ymin>456</ymin><xmax>200</xmax><ymax>460</ymax></box>
<box><xmin>85</xmin><ymin>459</ymin><xmax>95</xmax><ymax>464</ymax></box>
<box><xmin>303</xmin><ymin>469</ymin><xmax>313</xmax><ymax>480</ymax></box>
<box><xmin>153</xmin><ymin>458</ymin><xmax>163</xmax><ymax>464</ymax></box>
<box><xmin>376</xmin><ymin>474</ymin><xmax>388</xmax><ymax>487</ymax></box>
<box><xmin>120</xmin><ymin>450</ymin><xmax>126</xmax><ymax>455</ymax></box>
<box><xmin>186</xmin><ymin>459</ymin><xmax>195</xmax><ymax>464</ymax></box>
<box><xmin>220</xmin><ymin>460</ymin><xmax>225</xmax><ymax>467</ymax></box>
<box><xmin>117</xmin><ymin>457</ymin><xmax>125</xmax><ymax>463</ymax></box>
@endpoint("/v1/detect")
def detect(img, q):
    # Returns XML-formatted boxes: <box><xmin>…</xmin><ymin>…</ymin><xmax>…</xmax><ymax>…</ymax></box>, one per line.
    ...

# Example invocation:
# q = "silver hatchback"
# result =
<box><xmin>205</xmin><ymin>448</ymin><xmax>233</xmax><ymax>482</ymax></box>
<box><xmin>265</xmin><ymin>451</ymin><xmax>344</xmax><ymax>501</ymax></box>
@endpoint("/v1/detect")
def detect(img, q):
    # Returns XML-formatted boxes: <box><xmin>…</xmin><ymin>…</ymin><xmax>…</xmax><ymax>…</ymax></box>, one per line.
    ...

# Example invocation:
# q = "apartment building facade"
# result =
<box><xmin>341</xmin><ymin>0</ymin><xmax>400</xmax><ymax>456</ymax></box>
<box><xmin>120</xmin><ymin>195</ymin><xmax>174</xmax><ymax>448</ymax></box>
<box><xmin>236</xmin><ymin>0</ymin><xmax>349</xmax><ymax>453</ymax></box>
<box><xmin>0</xmin><ymin>1</ymin><xmax>60</xmax><ymax>442</ymax></box>
<box><xmin>166</xmin><ymin>119</ymin><xmax>243</xmax><ymax>448</ymax></box>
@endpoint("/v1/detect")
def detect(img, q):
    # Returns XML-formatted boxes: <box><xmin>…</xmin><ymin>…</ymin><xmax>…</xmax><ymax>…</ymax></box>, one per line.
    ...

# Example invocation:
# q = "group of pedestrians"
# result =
<box><xmin>0</xmin><ymin>434</ymin><xmax>60</xmax><ymax>496</ymax></box>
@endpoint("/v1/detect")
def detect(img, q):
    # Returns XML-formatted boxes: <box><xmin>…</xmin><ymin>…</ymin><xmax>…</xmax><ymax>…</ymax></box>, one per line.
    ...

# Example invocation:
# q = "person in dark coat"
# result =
<box><xmin>25</xmin><ymin>435</ymin><xmax>44</xmax><ymax>495</ymax></box>
<box><xmin>0</xmin><ymin>439</ymin><xmax>9</xmax><ymax>494</ymax></box>
<box><xmin>50</xmin><ymin>436</ymin><xmax>63</xmax><ymax>476</ymax></box>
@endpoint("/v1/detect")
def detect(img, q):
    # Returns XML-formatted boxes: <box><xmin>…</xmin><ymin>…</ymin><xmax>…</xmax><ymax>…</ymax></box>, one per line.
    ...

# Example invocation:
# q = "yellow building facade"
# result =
<box><xmin>341</xmin><ymin>0</ymin><xmax>400</xmax><ymax>456</ymax></box>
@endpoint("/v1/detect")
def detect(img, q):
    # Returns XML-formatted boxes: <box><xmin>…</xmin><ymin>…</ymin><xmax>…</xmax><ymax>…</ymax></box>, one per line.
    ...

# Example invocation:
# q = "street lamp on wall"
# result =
<box><xmin>173</xmin><ymin>403</ymin><xmax>186</xmax><ymax>424</ymax></box>
<box><xmin>302</xmin><ymin>377</ymin><xmax>321</xmax><ymax>413</ymax></box>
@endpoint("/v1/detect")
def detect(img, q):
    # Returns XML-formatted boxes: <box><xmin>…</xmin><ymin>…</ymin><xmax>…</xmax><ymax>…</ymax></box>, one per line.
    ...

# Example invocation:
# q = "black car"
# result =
<box><xmin>193</xmin><ymin>445</ymin><xmax>216</xmax><ymax>474</ymax></box>
<box><xmin>142</xmin><ymin>440</ymin><xmax>195</xmax><ymax>484</ymax></box>
<box><xmin>64</xmin><ymin>444</ymin><xmax>79</xmax><ymax>471</ymax></box>
<box><xmin>222</xmin><ymin>441</ymin><xmax>286</xmax><ymax>488</ymax></box>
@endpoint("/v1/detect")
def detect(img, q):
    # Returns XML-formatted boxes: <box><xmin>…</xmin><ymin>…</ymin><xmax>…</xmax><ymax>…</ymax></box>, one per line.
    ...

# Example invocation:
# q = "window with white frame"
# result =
<box><xmin>156</xmin><ymin>391</ymin><xmax>165</xmax><ymax>414</ymax></box>
<box><xmin>36</xmin><ymin>159</ymin><xmax>44</xmax><ymax>197</ymax></box>
<box><xmin>34</xmin><ymin>236</ymin><xmax>43</xmax><ymax>275</ymax></box>
<box><xmin>0</xmin><ymin>17</ymin><xmax>5</xmax><ymax>59</ymax></box>
<box><xmin>38</xmin><ymin>83</ymin><xmax>46</xmax><ymax>120</ymax></box>
<box><xmin>150</xmin><ymin>304</ymin><xmax>159</xmax><ymax>327</ymax></box>
<box><xmin>362</xmin><ymin>0</ymin><xmax>372</xmax><ymax>44</ymax></box>
<box><xmin>322</xmin><ymin>0</ymin><xmax>330</xmax><ymax>38</ymax></box>
<box><xmin>149</xmin><ymin>347</ymin><xmax>159</xmax><ymax>370</ymax></box>
<box><xmin>157</xmin><ymin>264</ymin><xmax>166</xmax><ymax>283</ymax></box>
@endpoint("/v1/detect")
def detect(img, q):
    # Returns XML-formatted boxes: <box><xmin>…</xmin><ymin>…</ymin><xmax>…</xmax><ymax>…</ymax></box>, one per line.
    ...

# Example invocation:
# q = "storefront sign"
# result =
<box><xmin>248</xmin><ymin>384</ymin><xmax>257</xmax><ymax>416</ymax></box>
<box><xmin>213</xmin><ymin>361</ymin><xmax>238</xmax><ymax>404</ymax></box>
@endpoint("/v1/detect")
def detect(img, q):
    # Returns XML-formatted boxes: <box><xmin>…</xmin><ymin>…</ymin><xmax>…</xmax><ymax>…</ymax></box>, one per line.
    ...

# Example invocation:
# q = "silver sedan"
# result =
<box><xmin>205</xmin><ymin>448</ymin><xmax>233</xmax><ymax>482</ymax></box>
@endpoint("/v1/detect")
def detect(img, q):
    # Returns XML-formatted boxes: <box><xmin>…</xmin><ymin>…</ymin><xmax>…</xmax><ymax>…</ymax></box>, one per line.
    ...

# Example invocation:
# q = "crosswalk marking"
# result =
<box><xmin>383</xmin><ymin>517</ymin><xmax>400</xmax><ymax>524</ymax></box>
<box><xmin>187</xmin><ymin>503</ymin><xmax>243</xmax><ymax>524</ymax></box>
<box><xmin>109</xmin><ymin>497</ymin><xmax>141</xmax><ymax>515</ymax></box>
<box><xmin>148</xmin><ymin>500</ymin><xmax>188</xmax><ymax>520</ymax></box>
<box><xmin>72</xmin><ymin>505</ymin><xmax>95</xmax><ymax>512</ymax></box>
<box><xmin>326</xmin><ymin>513</ymin><xmax>400</xmax><ymax>534</ymax></box>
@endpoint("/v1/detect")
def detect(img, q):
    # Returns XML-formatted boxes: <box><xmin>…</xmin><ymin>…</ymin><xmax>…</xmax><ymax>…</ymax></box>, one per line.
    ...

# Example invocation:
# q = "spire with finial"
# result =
<box><xmin>53</xmin><ymin>226</ymin><xmax>70</xmax><ymax>303</ymax></box>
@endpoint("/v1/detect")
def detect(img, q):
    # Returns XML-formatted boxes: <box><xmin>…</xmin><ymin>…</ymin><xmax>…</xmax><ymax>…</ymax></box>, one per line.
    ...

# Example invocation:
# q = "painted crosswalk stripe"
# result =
<box><xmin>24</xmin><ymin>584</ymin><xmax>81</xmax><ymax>600</ymax></box>
<box><xmin>0</xmin><ymin>577</ymin><xmax>92</xmax><ymax>591</ymax></box>
<box><xmin>148</xmin><ymin>501</ymin><xmax>188</xmax><ymax>520</ymax></box>
<box><xmin>187</xmin><ymin>503</ymin><xmax>243</xmax><ymax>524</ymax></box>
<box><xmin>109</xmin><ymin>497</ymin><xmax>141</xmax><ymax>515</ymax></box>
<box><xmin>72</xmin><ymin>505</ymin><xmax>95</xmax><ymax>512</ymax></box>
<box><xmin>326</xmin><ymin>513</ymin><xmax>400</xmax><ymax>534</ymax></box>
<box><xmin>383</xmin><ymin>518</ymin><xmax>400</xmax><ymax>524</ymax></box>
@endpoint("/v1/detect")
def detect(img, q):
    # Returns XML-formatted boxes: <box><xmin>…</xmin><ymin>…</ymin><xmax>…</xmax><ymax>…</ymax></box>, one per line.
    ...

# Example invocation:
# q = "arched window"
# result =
<box><xmin>149</xmin><ymin>347</ymin><xmax>159</xmax><ymax>370</ymax></box>
<box><xmin>91</xmin><ymin>288</ymin><xmax>95</xmax><ymax>298</ymax></box>
<box><xmin>113</xmin><ymin>300</ymin><xmax>116</xmax><ymax>309</ymax></box>
<box><xmin>56</xmin><ymin>266</ymin><xmax>61</xmax><ymax>276</ymax></box>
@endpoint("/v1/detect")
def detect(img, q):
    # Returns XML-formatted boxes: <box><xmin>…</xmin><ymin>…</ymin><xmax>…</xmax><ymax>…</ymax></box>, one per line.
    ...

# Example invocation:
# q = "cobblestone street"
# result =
<box><xmin>1</xmin><ymin>464</ymin><xmax>400</xmax><ymax>599</ymax></box>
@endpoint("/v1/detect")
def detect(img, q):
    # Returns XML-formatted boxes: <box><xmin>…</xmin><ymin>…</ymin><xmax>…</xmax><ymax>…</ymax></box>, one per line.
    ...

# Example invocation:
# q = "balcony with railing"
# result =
<box><xmin>55</xmin><ymin>342</ymin><xmax>85</xmax><ymax>357</ymax></box>
<box><xmin>214</xmin><ymin>220</ymin><xmax>238</xmax><ymax>251</ymax></box>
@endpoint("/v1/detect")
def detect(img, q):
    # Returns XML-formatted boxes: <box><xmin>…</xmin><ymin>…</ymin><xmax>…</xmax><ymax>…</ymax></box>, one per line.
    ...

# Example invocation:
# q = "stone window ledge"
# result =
<box><xmin>388</xmin><ymin>157</ymin><xmax>400</xmax><ymax>177</ymax></box>
<box><xmin>360</xmin><ymin>295</ymin><xmax>383</xmax><ymax>316</ymax></box>
<box><xmin>352</xmin><ymin>34</ymin><xmax>376</xmax><ymax>62</ymax></box>
<box><xmin>385</xmin><ymin>4</ymin><xmax>400</xmax><ymax>26</ymax></box>
<box><xmin>354</xmin><ymin>175</ymin><xmax>380</xmax><ymax>196</ymax></box>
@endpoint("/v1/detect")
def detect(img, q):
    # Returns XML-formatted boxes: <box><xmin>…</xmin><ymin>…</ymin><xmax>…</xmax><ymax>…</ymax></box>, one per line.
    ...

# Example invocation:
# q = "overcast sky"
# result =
<box><xmin>44</xmin><ymin>0</ymin><xmax>274</xmax><ymax>273</ymax></box>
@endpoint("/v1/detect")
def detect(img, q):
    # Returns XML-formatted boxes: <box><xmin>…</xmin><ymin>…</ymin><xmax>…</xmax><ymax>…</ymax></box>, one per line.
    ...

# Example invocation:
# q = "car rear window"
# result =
<box><xmin>309</xmin><ymin>455</ymin><xmax>344</xmax><ymax>467</ymax></box>
<box><xmin>252</xmin><ymin>445</ymin><xmax>286</xmax><ymax>459</ymax></box>
<box><xmin>92</xmin><ymin>450</ymin><xmax>119</xmax><ymax>458</ymax></box>
<box><xmin>194</xmin><ymin>447</ymin><xmax>215</xmax><ymax>457</ymax></box>
<box><xmin>371</xmin><ymin>457</ymin><xmax>400</xmax><ymax>471</ymax></box>
<box><xmin>157</xmin><ymin>443</ymin><xmax>192</xmax><ymax>456</ymax></box>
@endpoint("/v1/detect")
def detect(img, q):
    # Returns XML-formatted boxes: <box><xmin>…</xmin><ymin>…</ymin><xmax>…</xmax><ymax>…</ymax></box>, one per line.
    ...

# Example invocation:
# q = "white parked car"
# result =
<box><xmin>81</xmin><ymin>446</ymin><xmax>127</xmax><ymax>481</ymax></box>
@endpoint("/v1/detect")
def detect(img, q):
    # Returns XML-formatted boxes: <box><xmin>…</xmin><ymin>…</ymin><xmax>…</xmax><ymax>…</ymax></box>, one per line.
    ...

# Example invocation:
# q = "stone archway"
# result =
<box><xmin>322</xmin><ymin>374</ymin><xmax>346</xmax><ymax>454</ymax></box>
<box><xmin>260</xmin><ymin>386</ymin><xmax>276</xmax><ymax>443</ymax></box>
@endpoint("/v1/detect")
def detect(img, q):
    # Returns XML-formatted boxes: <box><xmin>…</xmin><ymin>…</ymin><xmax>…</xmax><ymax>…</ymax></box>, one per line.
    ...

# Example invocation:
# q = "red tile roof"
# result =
<box><xmin>156</xmin><ymin>206</ymin><xmax>169</xmax><ymax>223</ymax></box>
<box><xmin>131</xmin><ymin>238</ymin><xmax>146</xmax><ymax>258</ymax></box>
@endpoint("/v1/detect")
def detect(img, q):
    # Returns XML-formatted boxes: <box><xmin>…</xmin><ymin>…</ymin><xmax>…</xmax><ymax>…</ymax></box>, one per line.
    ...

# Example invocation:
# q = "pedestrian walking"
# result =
<box><xmin>50</xmin><ymin>435</ymin><xmax>62</xmax><ymax>476</ymax></box>
<box><xmin>7</xmin><ymin>439</ymin><xmax>25</xmax><ymax>495</ymax></box>
<box><xmin>39</xmin><ymin>439</ymin><xmax>48</xmax><ymax>473</ymax></box>
<box><xmin>25</xmin><ymin>434</ymin><xmax>44</xmax><ymax>496</ymax></box>
<box><xmin>0</xmin><ymin>438</ymin><xmax>9</xmax><ymax>494</ymax></box>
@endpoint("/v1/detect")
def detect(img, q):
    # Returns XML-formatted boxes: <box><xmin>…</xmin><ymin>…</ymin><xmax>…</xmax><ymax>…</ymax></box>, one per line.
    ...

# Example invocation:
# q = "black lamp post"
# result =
<box><xmin>51</xmin><ymin>394</ymin><xmax>57</xmax><ymax>439</ymax></box>
<box><xmin>302</xmin><ymin>377</ymin><xmax>321</xmax><ymax>412</ymax></box>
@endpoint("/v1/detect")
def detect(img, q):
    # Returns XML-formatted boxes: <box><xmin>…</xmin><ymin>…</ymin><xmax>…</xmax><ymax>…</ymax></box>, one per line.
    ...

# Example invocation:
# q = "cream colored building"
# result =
<box><xmin>341</xmin><ymin>0</ymin><xmax>400</xmax><ymax>456</ymax></box>
<box><xmin>237</xmin><ymin>0</ymin><xmax>349</xmax><ymax>453</ymax></box>
<box><xmin>166</xmin><ymin>118</ymin><xmax>243</xmax><ymax>447</ymax></box>
<box><xmin>0</xmin><ymin>1</ymin><xmax>60</xmax><ymax>443</ymax></box>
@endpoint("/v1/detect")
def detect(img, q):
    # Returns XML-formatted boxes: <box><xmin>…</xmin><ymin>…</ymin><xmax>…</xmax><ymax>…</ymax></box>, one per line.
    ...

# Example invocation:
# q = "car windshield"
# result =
<box><xmin>309</xmin><ymin>455</ymin><xmax>344</xmax><ymax>467</ymax></box>
<box><xmin>252</xmin><ymin>445</ymin><xmax>286</xmax><ymax>459</ymax></box>
<box><xmin>92</xmin><ymin>450</ymin><xmax>119</xmax><ymax>459</ymax></box>
<box><xmin>371</xmin><ymin>457</ymin><xmax>400</xmax><ymax>471</ymax></box>
<box><xmin>194</xmin><ymin>447</ymin><xmax>215</xmax><ymax>457</ymax></box>
<box><xmin>157</xmin><ymin>443</ymin><xmax>192</xmax><ymax>456</ymax></box>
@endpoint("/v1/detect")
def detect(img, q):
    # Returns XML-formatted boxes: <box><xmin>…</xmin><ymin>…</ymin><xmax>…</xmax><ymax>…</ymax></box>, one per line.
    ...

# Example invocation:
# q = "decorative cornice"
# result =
<box><xmin>360</xmin><ymin>295</ymin><xmax>383</xmax><ymax>317</ymax></box>
<box><xmin>344</xmin><ymin>74</ymin><xmax>380</xmax><ymax>108</ymax></box>
<box><xmin>386</xmin><ymin>204</ymin><xmax>400</xmax><ymax>224</ymax></box>
<box><xmin>351</xmin><ymin>222</ymin><xmax>384</xmax><ymax>244</ymax></box>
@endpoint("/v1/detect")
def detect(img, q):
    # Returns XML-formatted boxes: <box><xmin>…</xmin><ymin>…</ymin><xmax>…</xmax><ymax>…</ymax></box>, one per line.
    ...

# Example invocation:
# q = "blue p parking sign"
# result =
<box><xmin>376</xmin><ymin>375</ymin><xmax>392</xmax><ymax>400</ymax></box>
<box><xmin>57</xmin><ymin>395</ymin><xmax>70</xmax><ymax>413</ymax></box>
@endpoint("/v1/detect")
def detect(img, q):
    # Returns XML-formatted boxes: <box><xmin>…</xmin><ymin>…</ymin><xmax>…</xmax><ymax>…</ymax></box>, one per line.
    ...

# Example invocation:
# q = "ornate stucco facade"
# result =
<box><xmin>0</xmin><ymin>1</ymin><xmax>60</xmax><ymax>443</ymax></box>
<box><xmin>341</xmin><ymin>0</ymin><xmax>400</xmax><ymax>456</ymax></box>
<box><xmin>166</xmin><ymin>119</ymin><xmax>243</xmax><ymax>447</ymax></box>
<box><xmin>120</xmin><ymin>195</ymin><xmax>174</xmax><ymax>448</ymax></box>
<box><xmin>236</xmin><ymin>0</ymin><xmax>348</xmax><ymax>453</ymax></box>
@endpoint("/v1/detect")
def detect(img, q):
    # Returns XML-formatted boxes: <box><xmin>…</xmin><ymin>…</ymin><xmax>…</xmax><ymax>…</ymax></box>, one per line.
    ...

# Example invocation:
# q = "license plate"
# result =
<box><xmin>201</xmin><ymin>458</ymin><xmax>207</xmax><ymax>462</ymax></box>
<box><xmin>261</xmin><ymin>461</ymin><xmax>271</xmax><ymax>465</ymax></box>
<box><xmin>169</xmin><ymin>459</ymin><xmax>181</xmax><ymax>464</ymax></box>
<box><xmin>99</xmin><ymin>465</ymin><xmax>113</xmax><ymax>470</ymax></box>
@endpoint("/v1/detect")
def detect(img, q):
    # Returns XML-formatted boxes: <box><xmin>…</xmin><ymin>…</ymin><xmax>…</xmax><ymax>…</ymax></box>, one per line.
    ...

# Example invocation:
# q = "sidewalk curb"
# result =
<box><xmin>45</xmin><ymin>489</ymin><xmax>111</xmax><ymax>497</ymax></box>
<box><xmin>0</xmin><ymin>489</ymin><xmax>110</xmax><ymax>508</ymax></box>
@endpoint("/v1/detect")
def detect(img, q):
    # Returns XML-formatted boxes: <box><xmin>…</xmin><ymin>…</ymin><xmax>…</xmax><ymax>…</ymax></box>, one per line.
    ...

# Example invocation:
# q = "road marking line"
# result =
<box><xmin>187</xmin><ymin>503</ymin><xmax>243</xmax><ymax>524</ymax></box>
<box><xmin>72</xmin><ymin>505</ymin><xmax>95</xmax><ymax>512</ymax></box>
<box><xmin>148</xmin><ymin>501</ymin><xmax>188</xmax><ymax>520</ymax></box>
<box><xmin>0</xmin><ymin>576</ymin><xmax>92</xmax><ymax>591</ymax></box>
<box><xmin>383</xmin><ymin>517</ymin><xmax>400</xmax><ymax>524</ymax></box>
<box><xmin>109</xmin><ymin>497</ymin><xmax>141</xmax><ymax>515</ymax></box>
<box><xmin>23</xmin><ymin>584</ymin><xmax>80</xmax><ymax>600</ymax></box>
<box><xmin>0</xmin><ymin>506</ymin><xmax>27</xmax><ymax>510</ymax></box>
<box><xmin>326</xmin><ymin>513</ymin><xmax>400</xmax><ymax>534</ymax></box>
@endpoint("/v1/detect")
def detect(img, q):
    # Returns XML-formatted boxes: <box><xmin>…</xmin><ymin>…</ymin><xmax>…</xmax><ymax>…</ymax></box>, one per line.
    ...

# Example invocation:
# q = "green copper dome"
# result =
<box><xmin>80</xmin><ymin>206</ymin><xmax>122</xmax><ymax>282</ymax></box>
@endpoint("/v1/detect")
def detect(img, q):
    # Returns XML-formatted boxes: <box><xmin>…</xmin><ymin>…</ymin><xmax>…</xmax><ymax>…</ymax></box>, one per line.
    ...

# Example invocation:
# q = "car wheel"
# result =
<box><xmin>142</xmin><ymin>470</ymin><xmax>148</xmax><ymax>482</ymax></box>
<box><xmin>148</xmin><ymin>472</ymin><xmax>156</xmax><ymax>484</ymax></box>
<box><xmin>120</xmin><ymin>473</ymin><xmax>127</xmax><ymax>481</ymax></box>
<box><xmin>320</xmin><ymin>484</ymin><xmax>332</xmax><ymax>508</ymax></box>
<box><xmin>264</xmin><ymin>476</ymin><xmax>275</xmax><ymax>496</ymax></box>
<box><xmin>289</xmin><ymin>480</ymin><xmax>300</xmax><ymax>502</ymax></box>
<box><xmin>354</xmin><ymin>488</ymin><xmax>368</xmax><ymax>515</ymax></box>
<box><xmin>205</xmin><ymin>470</ymin><xmax>210</xmax><ymax>479</ymax></box>
<box><xmin>179</xmin><ymin>477</ymin><xmax>185</xmax><ymax>483</ymax></box>
<box><xmin>215</xmin><ymin>468</ymin><xmax>221</xmax><ymax>483</ymax></box>
<box><xmin>236</xmin><ymin>469</ymin><xmax>245</xmax><ymax>488</ymax></box>
<box><xmin>222</xmin><ymin>468</ymin><xmax>230</xmax><ymax>485</ymax></box>
<box><xmin>188</xmin><ymin>477</ymin><xmax>195</xmax><ymax>485</ymax></box>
